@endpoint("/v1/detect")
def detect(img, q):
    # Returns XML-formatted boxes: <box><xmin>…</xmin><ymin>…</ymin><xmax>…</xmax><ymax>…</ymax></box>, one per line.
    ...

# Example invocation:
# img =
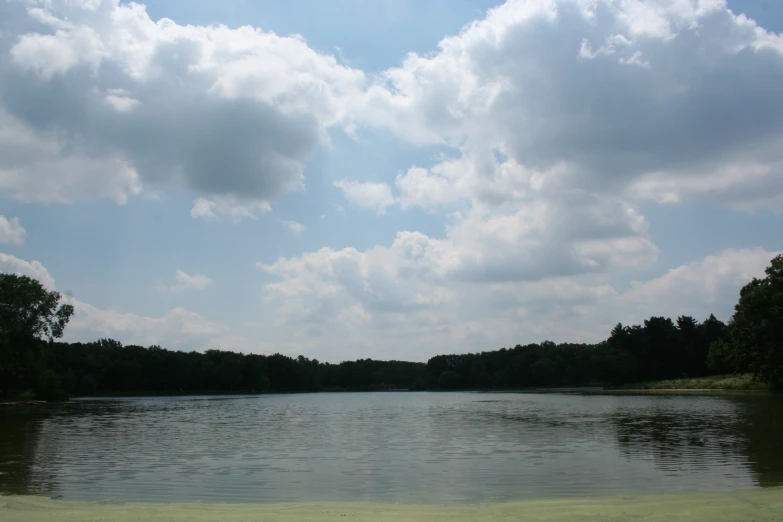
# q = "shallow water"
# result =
<box><xmin>1</xmin><ymin>392</ymin><xmax>781</xmax><ymax>503</ymax></box>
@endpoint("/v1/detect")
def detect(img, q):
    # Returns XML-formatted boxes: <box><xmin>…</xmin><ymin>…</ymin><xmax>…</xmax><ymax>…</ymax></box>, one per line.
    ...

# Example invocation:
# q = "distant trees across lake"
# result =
<box><xmin>2</xmin><ymin>255</ymin><xmax>782</xmax><ymax>400</ymax></box>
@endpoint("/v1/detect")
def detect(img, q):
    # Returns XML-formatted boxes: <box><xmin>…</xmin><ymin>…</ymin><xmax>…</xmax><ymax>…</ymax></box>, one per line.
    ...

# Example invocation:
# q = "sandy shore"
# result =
<box><xmin>2</xmin><ymin>489</ymin><xmax>782</xmax><ymax>521</ymax></box>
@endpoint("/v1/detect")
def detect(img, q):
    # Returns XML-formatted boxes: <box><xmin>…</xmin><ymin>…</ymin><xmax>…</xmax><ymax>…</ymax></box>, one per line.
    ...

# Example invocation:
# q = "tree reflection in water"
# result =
<box><xmin>0</xmin><ymin>407</ymin><xmax>56</xmax><ymax>497</ymax></box>
<box><xmin>611</xmin><ymin>393</ymin><xmax>783</xmax><ymax>489</ymax></box>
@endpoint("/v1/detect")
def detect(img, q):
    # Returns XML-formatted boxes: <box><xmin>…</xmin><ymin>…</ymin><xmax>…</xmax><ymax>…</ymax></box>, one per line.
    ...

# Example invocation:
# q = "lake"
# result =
<box><xmin>1</xmin><ymin>392</ymin><xmax>782</xmax><ymax>504</ymax></box>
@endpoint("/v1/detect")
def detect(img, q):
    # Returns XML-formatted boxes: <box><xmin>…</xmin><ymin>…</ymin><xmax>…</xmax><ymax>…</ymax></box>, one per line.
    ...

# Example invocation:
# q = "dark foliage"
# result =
<box><xmin>424</xmin><ymin>314</ymin><xmax>726</xmax><ymax>390</ymax></box>
<box><xmin>0</xmin><ymin>274</ymin><xmax>74</xmax><ymax>400</ymax></box>
<box><xmin>41</xmin><ymin>341</ymin><xmax>427</xmax><ymax>395</ymax></box>
<box><xmin>716</xmin><ymin>254</ymin><xmax>783</xmax><ymax>388</ymax></box>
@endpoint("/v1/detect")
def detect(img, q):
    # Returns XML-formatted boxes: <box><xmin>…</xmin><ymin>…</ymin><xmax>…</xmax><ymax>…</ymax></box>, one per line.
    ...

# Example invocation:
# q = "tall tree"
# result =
<box><xmin>0</xmin><ymin>274</ymin><xmax>74</xmax><ymax>398</ymax></box>
<box><xmin>722</xmin><ymin>255</ymin><xmax>783</xmax><ymax>387</ymax></box>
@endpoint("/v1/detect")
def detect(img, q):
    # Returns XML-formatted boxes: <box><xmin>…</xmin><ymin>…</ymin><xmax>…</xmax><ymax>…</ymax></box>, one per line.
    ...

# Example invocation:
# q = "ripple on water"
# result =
<box><xmin>1</xmin><ymin>392</ymin><xmax>782</xmax><ymax>503</ymax></box>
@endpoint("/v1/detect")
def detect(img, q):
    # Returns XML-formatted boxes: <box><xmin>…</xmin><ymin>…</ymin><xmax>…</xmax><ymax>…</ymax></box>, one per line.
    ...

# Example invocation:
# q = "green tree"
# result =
<box><xmin>437</xmin><ymin>370</ymin><xmax>461</xmax><ymax>389</ymax></box>
<box><xmin>0</xmin><ymin>274</ymin><xmax>74</xmax><ymax>398</ymax></box>
<box><xmin>0</xmin><ymin>274</ymin><xmax>74</xmax><ymax>341</ymax></box>
<box><xmin>706</xmin><ymin>339</ymin><xmax>733</xmax><ymax>376</ymax></box>
<box><xmin>258</xmin><ymin>375</ymin><xmax>271</xmax><ymax>392</ymax></box>
<box><xmin>723</xmin><ymin>255</ymin><xmax>783</xmax><ymax>387</ymax></box>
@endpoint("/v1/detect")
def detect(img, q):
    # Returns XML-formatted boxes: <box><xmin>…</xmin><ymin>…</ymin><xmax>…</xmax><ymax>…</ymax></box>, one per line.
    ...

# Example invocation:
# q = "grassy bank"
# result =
<box><xmin>2</xmin><ymin>490</ymin><xmax>783</xmax><ymax>521</ymax></box>
<box><xmin>629</xmin><ymin>374</ymin><xmax>769</xmax><ymax>391</ymax></box>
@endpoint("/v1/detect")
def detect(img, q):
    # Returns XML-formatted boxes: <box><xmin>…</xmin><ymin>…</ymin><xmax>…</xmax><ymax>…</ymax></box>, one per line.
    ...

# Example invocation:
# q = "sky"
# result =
<box><xmin>1</xmin><ymin>0</ymin><xmax>782</xmax><ymax>362</ymax></box>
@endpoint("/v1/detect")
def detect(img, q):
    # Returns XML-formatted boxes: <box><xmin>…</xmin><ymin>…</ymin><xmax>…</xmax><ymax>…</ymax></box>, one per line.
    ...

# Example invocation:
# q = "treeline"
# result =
<box><xmin>427</xmin><ymin>315</ymin><xmax>726</xmax><ymax>389</ymax></box>
<box><xmin>43</xmin><ymin>340</ymin><xmax>427</xmax><ymax>396</ymax></box>
<box><xmin>1</xmin><ymin>255</ymin><xmax>781</xmax><ymax>400</ymax></box>
<box><xmin>19</xmin><ymin>314</ymin><xmax>724</xmax><ymax>397</ymax></box>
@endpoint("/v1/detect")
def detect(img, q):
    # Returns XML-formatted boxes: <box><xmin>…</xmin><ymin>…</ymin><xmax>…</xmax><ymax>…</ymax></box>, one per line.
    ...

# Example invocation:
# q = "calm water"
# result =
<box><xmin>1</xmin><ymin>392</ymin><xmax>782</xmax><ymax>504</ymax></box>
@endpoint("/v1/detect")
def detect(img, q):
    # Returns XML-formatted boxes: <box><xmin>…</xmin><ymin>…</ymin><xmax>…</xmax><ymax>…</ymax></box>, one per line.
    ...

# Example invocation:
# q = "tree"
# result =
<box><xmin>0</xmin><ymin>275</ymin><xmax>74</xmax><ymax>341</ymax></box>
<box><xmin>258</xmin><ymin>375</ymin><xmax>271</xmax><ymax>392</ymax></box>
<box><xmin>0</xmin><ymin>274</ymin><xmax>75</xmax><ymax>398</ymax></box>
<box><xmin>438</xmin><ymin>370</ymin><xmax>461</xmax><ymax>389</ymax></box>
<box><xmin>706</xmin><ymin>339</ymin><xmax>733</xmax><ymax>376</ymax></box>
<box><xmin>722</xmin><ymin>255</ymin><xmax>783</xmax><ymax>387</ymax></box>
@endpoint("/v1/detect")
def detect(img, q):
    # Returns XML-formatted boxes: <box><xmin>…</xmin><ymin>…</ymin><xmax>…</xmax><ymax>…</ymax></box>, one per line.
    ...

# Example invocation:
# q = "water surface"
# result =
<box><xmin>1</xmin><ymin>392</ymin><xmax>781</xmax><ymax>503</ymax></box>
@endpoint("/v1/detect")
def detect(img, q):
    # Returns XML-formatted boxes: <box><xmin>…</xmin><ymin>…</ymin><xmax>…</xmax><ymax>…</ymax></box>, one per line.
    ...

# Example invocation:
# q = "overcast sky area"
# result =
<box><xmin>1</xmin><ymin>0</ymin><xmax>782</xmax><ymax>362</ymax></box>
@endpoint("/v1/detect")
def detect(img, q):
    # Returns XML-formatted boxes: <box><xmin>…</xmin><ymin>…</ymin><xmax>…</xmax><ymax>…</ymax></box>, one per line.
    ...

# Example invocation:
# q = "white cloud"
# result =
<box><xmin>0</xmin><ymin>0</ymin><xmax>367</xmax><ymax>206</ymax></box>
<box><xmin>2</xmin><ymin>0</ymin><xmax>783</xmax><ymax>362</ymax></box>
<box><xmin>624</xmin><ymin>247</ymin><xmax>779</xmax><ymax>311</ymax></box>
<box><xmin>0</xmin><ymin>252</ymin><xmax>234</xmax><ymax>350</ymax></box>
<box><xmin>2</xmin><ymin>0</ymin><xmax>782</xmax><ymax>214</ymax></box>
<box><xmin>333</xmin><ymin>179</ymin><xmax>396</xmax><ymax>214</ymax></box>
<box><xmin>0</xmin><ymin>252</ymin><xmax>56</xmax><ymax>290</ymax></box>
<box><xmin>2</xmin><ymin>245</ymin><xmax>777</xmax><ymax>362</ymax></box>
<box><xmin>190</xmin><ymin>197</ymin><xmax>272</xmax><ymax>223</ymax></box>
<box><xmin>0</xmin><ymin>215</ymin><xmax>26</xmax><ymax>244</ymax></box>
<box><xmin>257</xmin><ymin>246</ymin><xmax>778</xmax><ymax>361</ymax></box>
<box><xmin>0</xmin><ymin>110</ymin><xmax>141</xmax><ymax>204</ymax></box>
<box><xmin>254</xmin><ymin>0</ymin><xmax>782</xmax><ymax>359</ymax></box>
<box><xmin>64</xmin><ymin>299</ymin><xmax>228</xmax><ymax>349</ymax></box>
<box><xmin>359</xmin><ymin>0</ymin><xmax>783</xmax><ymax>212</ymax></box>
<box><xmin>155</xmin><ymin>270</ymin><xmax>212</xmax><ymax>293</ymax></box>
<box><xmin>5</xmin><ymin>0</ymin><xmax>779</xmax><ymax>214</ymax></box>
<box><xmin>278</xmin><ymin>219</ymin><xmax>306</xmax><ymax>233</ymax></box>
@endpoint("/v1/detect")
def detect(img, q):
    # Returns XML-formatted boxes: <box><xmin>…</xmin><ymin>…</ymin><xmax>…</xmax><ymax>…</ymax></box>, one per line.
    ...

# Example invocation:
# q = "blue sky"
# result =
<box><xmin>1</xmin><ymin>0</ymin><xmax>782</xmax><ymax>361</ymax></box>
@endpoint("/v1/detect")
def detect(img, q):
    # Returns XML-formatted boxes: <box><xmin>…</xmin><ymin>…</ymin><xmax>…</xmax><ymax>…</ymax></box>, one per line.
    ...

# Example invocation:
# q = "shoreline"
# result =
<box><xmin>2</xmin><ymin>386</ymin><xmax>772</xmax><ymax>405</ymax></box>
<box><xmin>0</xmin><ymin>400</ymin><xmax>48</xmax><ymax>408</ymax></box>
<box><xmin>2</xmin><ymin>489</ymin><xmax>782</xmax><ymax>521</ymax></box>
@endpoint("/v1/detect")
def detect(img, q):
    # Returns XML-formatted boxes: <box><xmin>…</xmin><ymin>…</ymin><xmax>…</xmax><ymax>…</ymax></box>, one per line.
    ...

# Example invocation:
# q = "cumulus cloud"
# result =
<box><xmin>4</xmin><ymin>0</ymin><xmax>781</xmax><ymax>214</ymax></box>
<box><xmin>333</xmin><ymin>179</ymin><xmax>396</xmax><ymax>214</ymax></box>
<box><xmin>360</xmin><ymin>0</ymin><xmax>783</xmax><ymax>211</ymax></box>
<box><xmin>255</xmin><ymin>0</ymin><xmax>782</xmax><ymax>358</ymax></box>
<box><xmin>257</xmin><ymin>246</ymin><xmax>779</xmax><ymax>360</ymax></box>
<box><xmin>3</xmin><ymin>0</ymin><xmax>783</xmax><ymax>361</ymax></box>
<box><xmin>155</xmin><ymin>270</ymin><xmax>212</xmax><ymax>293</ymax></box>
<box><xmin>0</xmin><ymin>0</ymin><xmax>366</xmax><ymax>206</ymax></box>
<box><xmin>0</xmin><ymin>110</ymin><xmax>141</xmax><ymax>203</ymax></box>
<box><xmin>256</xmin><ymin>209</ymin><xmax>654</xmax><ymax>331</ymax></box>
<box><xmin>0</xmin><ymin>215</ymin><xmax>25</xmax><ymax>244</ymax></box>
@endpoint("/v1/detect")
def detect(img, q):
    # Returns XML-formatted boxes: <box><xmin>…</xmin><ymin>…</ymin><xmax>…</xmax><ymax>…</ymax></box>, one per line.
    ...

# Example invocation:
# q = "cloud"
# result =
<box><xmin>0</xmin><ymin>252</ymin><xmax>56</xmax><ymax>290</ymax></box>
<box><xmin>190</xmin><ymin>196</ymin><xmax>271</xmax><ymax>223</ymax></box>
<box><xmin>0</xmin><ymin>215</ymin><xmax>25</xmax><ymax>244</ymax></box>
<box><xmin>359</xmin><ymin>0</ymin><xmax>783</xmax><ymax>212</ymax></box>
<box><xmin>65</xmin><ymin>301</ymin><xmax>225</xmax><ymax>349</ymax></box>
<box><xmin>0</xmin><ymin>252</ymin><xmax>233</xmax><ymax>350</ymax></box>
<box><xmin>2</xmin><ymin>244</ymin><xmax>777</xmax><ymax>362</ymax></box>
<box><xmin>0</xmin><ymin>110</ymin><xmax>141</xmax><ymax>203</ymax></box>
<box><xmin>278</xmin><ymin>219</ymin><xmax>306</xmax><ymax>233</ymax></box>
<box><xmin>333</xmin><ymin>179</ymin><xmax>396</xmax><ymax>214</ymax></box>
<box><xmin>6</xmin><ymin>0</ymin><xmax>780</xmax><ymax>213</ymax></box>
<box><xmin>156</xmin><ymin>270</ymin><xmax>212</xmax><ymax>293</ymax></box>
<box><xmin>3</xmin><ymin>0</ymin><xmax>782</xmax><ymax>214</ymax></box>
<box><xmin>3</xmin><ymin>0</ymin><xmax>783</xmax><ymax>362</ymax></box>
<box><xmin>624</xmin><ymin>247</ymin><xmax>779</xmax><ymax>313</ymax></box>
<box><xmin>0</xmin><ymin>0</ymin><xmax>366</xmax><ymax>206</ymax></box>
<box><xmin>257</xmin><ymin>246</ymin><xmax>778</xmax><ymax>361</ymax></box>
<box><xmin>250</xmin><ymin>0</ymin><xmax>782</xmax><ymax>359</ymax></box>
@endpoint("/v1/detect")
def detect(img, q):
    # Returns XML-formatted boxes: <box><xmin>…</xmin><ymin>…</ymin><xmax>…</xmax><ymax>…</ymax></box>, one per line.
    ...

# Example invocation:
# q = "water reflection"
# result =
<box><xmin>0</xmin><ymin>392</ymin><xmax>781</xmax><ymax>503</ymax></box>
<box><xmin>731</xmin><ymin>395</ymin><xmax>783</xmax><ymax>488</ymax></box>
<box><xmin>610</xmin><ymin>394</ymin><xmax>783</xmax><ymax>489</ymax></box>
<box><xmin>0</xmin><ymin>407</ymin><xmax>55</xmax><ymax>497</ymax></box>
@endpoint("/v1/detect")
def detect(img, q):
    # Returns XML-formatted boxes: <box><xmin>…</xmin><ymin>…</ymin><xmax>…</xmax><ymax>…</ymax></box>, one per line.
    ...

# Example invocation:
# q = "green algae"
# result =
<box><xmin>2</xmin><ymin>489</ymin><xmax>783</xmax><ymax>521</ymax></box>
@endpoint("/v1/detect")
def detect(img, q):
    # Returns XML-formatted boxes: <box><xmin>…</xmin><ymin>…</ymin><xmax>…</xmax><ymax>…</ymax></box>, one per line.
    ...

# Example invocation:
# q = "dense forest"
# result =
<box><xmin>1</xmin><ymin>254</ymin><xmax>782</xmax><ymax>401</ymax></box>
